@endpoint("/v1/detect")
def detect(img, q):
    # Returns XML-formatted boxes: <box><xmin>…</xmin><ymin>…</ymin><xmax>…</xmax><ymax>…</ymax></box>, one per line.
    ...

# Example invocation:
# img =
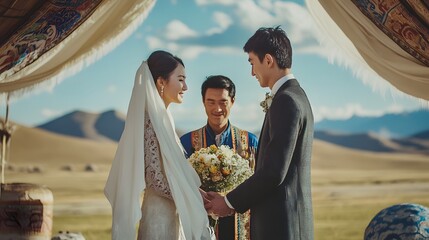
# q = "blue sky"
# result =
<box><xmin>2</xmin><ymin>0</ymin><xmax>423</xmax><ymax>133</ymax></box>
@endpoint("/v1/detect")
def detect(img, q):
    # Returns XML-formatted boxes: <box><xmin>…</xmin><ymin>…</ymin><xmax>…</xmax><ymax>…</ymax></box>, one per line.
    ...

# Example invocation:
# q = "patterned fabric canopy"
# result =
<box><xmin>307</xmin><ymin>0</ymin><xmax>429</xmax><ymax>101</ymax></box>
<box><xmin>352</xmin><ymin>0</ymin><xmax>429</xmax><ymax>67</ymax></box>
<box><xmin>0</xmin><ymin>0</ymin><xmax>103</xmax><ymax>79</ymax></box>
<box><xmin>0</xmin><ymin>0</ymin><xmax>155</xmax><ymax>97</ymax></box>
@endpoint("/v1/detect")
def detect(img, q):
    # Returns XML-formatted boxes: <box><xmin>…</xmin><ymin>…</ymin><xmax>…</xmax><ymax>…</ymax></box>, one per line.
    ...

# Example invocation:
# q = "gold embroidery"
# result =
<box><xmin>190</xmin><ymin>125</ymin><xmax>252</xmax><ymax>240</ymax></box>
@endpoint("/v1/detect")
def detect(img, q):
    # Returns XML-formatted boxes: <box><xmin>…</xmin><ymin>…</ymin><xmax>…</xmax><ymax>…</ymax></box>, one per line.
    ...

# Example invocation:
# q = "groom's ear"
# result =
<box><xmin>264</xmin><ymin>54</ymin><xmax>274</xmax><ymax>67</ymax></box>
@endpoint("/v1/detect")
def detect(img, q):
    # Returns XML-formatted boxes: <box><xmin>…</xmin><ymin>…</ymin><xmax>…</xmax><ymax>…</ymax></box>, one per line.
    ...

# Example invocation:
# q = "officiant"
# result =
<box><xmin>181</xmin><ymin>75</ymin><xmax>258</xmax><ymax>240</ymax></box>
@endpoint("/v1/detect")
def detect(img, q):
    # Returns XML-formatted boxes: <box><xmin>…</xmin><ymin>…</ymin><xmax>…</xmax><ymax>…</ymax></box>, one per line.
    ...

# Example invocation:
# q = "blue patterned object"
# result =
<box><xmin>364</xmin><ymin>203</ymin><xmax>429</xmax><ymax>240</ymax></box>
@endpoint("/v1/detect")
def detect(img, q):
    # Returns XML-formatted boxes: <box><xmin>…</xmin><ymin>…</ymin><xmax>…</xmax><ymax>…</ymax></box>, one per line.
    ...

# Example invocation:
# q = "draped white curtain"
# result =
<box><xmin>0</xmin><ymin>0</ymin><xmax>155</xmax><ymax>97</ymax></box>
<box><xmin>306</xmin><ymin>0</ymin><xmax>429</xmax><ymax>101</ymax></box>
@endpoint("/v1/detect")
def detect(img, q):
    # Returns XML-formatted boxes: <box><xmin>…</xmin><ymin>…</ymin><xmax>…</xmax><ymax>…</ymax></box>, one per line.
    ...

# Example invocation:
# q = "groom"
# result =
<box><xmin>205</xmin><ymin>26</ymin><xmax>315</xmax><ymax>239</ymax></box>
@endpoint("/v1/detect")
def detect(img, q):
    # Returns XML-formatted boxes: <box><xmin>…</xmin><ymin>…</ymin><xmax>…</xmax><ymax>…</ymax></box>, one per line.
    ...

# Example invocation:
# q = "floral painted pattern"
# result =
<box><xmin>352</xmin><ymin>0</ymin><xmax>429</xmax><ymax>66</ymax></box>
<box><xmin>364</xmin><ymin>203</ymin><xmax>429</xmax><ymax>240</ymax></box>
<box><xmin>0</xmin><ymin>0</ymin><xmax>102</xmax><ymax>78</ymax></box>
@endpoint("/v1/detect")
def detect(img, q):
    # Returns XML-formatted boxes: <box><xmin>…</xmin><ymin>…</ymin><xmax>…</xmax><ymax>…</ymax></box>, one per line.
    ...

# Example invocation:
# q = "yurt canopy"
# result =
<box><xmin>0</xmin><ymin>0</ymin><xmax>155</xmax><ymax>97</ymax></box>
<box><xmin>307</xmin><ymin>0</ymin><xmax>429</xmax><ymax>101</ymax></box>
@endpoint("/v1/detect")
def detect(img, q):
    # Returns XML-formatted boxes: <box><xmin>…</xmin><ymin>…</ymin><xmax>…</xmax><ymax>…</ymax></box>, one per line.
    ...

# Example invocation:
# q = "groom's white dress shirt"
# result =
<box><xmin>270</xmin><ymin>73</ymin><xmax>294</xmax><ymax>96</ymax></box>
<box><xmin>224</xmin><ymin>73</ymin><xmax>295</xmax><ymax>210</ymax></box>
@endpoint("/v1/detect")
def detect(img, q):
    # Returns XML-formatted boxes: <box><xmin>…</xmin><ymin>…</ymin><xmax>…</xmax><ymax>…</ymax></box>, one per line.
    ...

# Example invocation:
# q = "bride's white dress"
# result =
<box><xmin>137</xmin><ymin>115</ymin><xmax>181</xmax><ymax>240</ymax></box>
<box><xmin>106</xmin><ymin>62</ymin><xmax>213</xmax><ymax>240</ymax></box>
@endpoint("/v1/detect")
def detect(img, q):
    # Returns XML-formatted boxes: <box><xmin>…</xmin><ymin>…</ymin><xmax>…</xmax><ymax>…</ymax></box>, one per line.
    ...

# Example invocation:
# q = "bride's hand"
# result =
<box><xmin>199</xmin><ymin>188</ymin><xmax>210</xmax><ymax>204</ymax></box>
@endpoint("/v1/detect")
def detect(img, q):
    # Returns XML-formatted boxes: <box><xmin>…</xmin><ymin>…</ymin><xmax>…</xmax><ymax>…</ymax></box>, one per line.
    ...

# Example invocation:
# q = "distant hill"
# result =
<box><xmin>315</xmin><ymin>110</ymin><xmax>429</xmax><ymax>138</ymax></box>
<box><xmin>35</xmin><ymin>109</ymin><xmax>429</xmax><ymax>153</ymax></box>
<box><xmin>38</xmin><ymin>109</ymin><xmax>187</xmax><ymax>142</ymax></box>
<box><xmin>412</xmin><ymin>130</ymin><xmax>429</xmax><ymax>140</ymax></box>
<box><xmin>10</xmin><ymin>121</ymin><xmax>429</xmax><ymax>173</ymax></box>
<box><xmin>6</xmin><ymin>119</ymin><xmax>429</xmax><ymax>172</ymax></box>
<box><xmin>314</xmin><ymin>130</ymin><xmax>429</xmax><ymax>154</ymax></box>
<box><xmin>93</xmin><ymin>110</ymin><xmax>126</xmax><ymax>141</ymax></box>
<box><xmin>6</xmin><ymin>121</ymin><xmax>429</xmax><ymax>173</ymax></box>
<box><xmin>10</xmin><ymin>123</ymin><xmax>117</xmax><ymax>166</ymax></box>
<box><xmin>314</xmin><ymin>131</ymin><xmax>395</xmax><ymax>152</ymax></box>
<box><xmin>37</xmin><ymin>110</ymin><xmax>125</xmax><ymax>142</ymax></box>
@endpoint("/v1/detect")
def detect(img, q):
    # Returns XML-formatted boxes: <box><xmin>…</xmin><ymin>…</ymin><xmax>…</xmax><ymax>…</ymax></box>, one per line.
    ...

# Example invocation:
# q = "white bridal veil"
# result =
<box><xmin>104</xmin><ymin>61</ymin><xmax>210</xmax><ymax>239</ymax></box>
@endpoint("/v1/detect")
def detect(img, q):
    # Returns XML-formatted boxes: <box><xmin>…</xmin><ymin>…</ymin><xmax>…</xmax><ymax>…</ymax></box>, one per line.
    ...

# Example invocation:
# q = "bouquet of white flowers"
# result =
<box><xmin>188</xmin><ymin>144</ymin><xmax>253</xmax><ymax>192</ymax></box>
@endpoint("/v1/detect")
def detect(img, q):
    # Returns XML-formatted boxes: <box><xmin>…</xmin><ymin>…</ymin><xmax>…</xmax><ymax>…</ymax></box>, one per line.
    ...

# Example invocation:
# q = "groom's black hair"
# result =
<box><xmin>243</xmin><ymin>26</ymin><xmax>292</xmax><ymax>69</ymax></box>
<box><xmin>201</xmin><ymin>75</ymin><xmax>236</xmax><ymax>100</ymax></box>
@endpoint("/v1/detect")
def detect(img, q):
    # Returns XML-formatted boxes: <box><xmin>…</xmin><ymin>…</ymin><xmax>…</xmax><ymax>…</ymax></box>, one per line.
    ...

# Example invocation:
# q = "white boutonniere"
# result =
<box><xmin>260</xmin><ymin>92</ymin><xmax>273</xmax><ymax>113</ymax></box>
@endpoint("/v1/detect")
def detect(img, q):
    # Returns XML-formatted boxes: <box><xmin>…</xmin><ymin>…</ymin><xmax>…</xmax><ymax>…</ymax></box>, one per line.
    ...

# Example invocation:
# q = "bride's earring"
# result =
<box><xmin>160</xmin><ymin>86</ymin><xmax>164</xmax><ymax>97</ymax></box>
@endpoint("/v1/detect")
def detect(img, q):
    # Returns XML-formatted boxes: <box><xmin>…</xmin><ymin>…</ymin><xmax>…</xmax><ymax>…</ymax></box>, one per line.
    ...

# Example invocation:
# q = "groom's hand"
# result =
<box><xmin>204</xmin><ymin>192</ymin><xmax>235</xmax><ymax>217</ymax></box>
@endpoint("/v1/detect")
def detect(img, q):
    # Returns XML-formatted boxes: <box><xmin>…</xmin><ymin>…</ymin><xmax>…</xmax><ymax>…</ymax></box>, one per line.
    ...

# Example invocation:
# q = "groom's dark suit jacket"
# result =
<box><xmin>227</xmin><ymin>79</ymin><xmax>314</xmax><ymax>240</ymax></box>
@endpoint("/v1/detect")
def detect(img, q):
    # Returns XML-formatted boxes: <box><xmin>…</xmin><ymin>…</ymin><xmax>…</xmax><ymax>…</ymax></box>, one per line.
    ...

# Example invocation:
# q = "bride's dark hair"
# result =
<box><xmin>147</xmin><ymin>50</ymin><xmax>184</xmax><ymax>83</ymax></box>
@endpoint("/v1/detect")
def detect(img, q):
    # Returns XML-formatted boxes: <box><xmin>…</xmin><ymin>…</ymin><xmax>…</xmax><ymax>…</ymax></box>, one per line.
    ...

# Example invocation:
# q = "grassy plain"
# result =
<box><xmin>5</xmin><ymin>125</ymin><xmax>429</xmax><ymax>239</ymax></box>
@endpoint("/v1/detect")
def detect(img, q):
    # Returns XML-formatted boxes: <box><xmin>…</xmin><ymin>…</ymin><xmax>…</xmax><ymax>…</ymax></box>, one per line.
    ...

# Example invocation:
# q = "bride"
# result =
<box><xmin>104</xmin><ymin>50</ymin><xmax>211</xmax><ymax>239</ymax></box>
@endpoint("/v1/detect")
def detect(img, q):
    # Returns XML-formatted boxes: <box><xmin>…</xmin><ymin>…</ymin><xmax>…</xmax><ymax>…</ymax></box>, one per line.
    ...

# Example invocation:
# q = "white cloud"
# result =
<box><xmin>258</xmin><ymin>0</ymin><xmax>273</xmax><ymax>10</ymax></box>
<box><xmin>146</xmin><ymin>36</ymin><xmax>164</xmax><ymax>49</ymax></box>
<box><xmin>144</xmin><ymin>1</ymin><xmax>417</xmax><ymax>105</ymax></box>
<box><xmin>313</xmin><ymin>104</ymin><xmax>408</xmax><ymax>122</ymax></box>
<box><xmin>206</xmin><ymin>11</ymin><xmax>233</xmax><ymax>35</ymax></box>
<box><xmin>195</xmin><ymin>0</ymin><xmax>235</xmax><ymax>6</ymax></box>
<box><xmin>146</xmin><ymin>36</ymin><xmax>201</xmax><ymax>59</ymax></box>
<box><xmin>146</xmin><ymin>8</ymin><xmax>243</xmax><ymax>59</ymax></box>
<box><xmin>196</xmin><ymin>1</ymin><xmax>323</xmax><ymax>56</ymax></box>
<box><xmin>41</xmin><ymin>108</ymin><xmax>62</xmax><ymax>118</ymax></box>
<box><xmin>235</xmin><ymin>0</ymin><xmax>275</xmax><ymax>30</ymax></box>
<box><xmin>146</xmin><ymin>35</ymin><xmax>240</xmax><ymax>60</ymax></box>
<box><xmin>230</xmin><ymin>1</ymin><xmax>311</xmax><ymax>32</ymax></box>
<box><xmin>273</xmin><ymin>2</ymin><xmax>316</xmax><ymax>42</ymax></box>
<box><xmin>178</xmin><ymin>45</ymin><xmax>241</xmax><ymax>60</ymax></box>
<box><xmin>106</xmin><ymin>84</ymin><xmax>117</xmax><ymax>94</ymax></box>
<box><xmin>177</xmin><ymin>45</ymin><xmax>206</xmax><ymax>59</ymax></box>
<box><xmin>165</xmin><ymin>20</ymin><xmax>198</xmax><ymax>41</ymax></box>
<box><xmin>232</xmin><ymin>1</ymin><xmax>320</xmax><ymax>52</ymax></box>
<box><xmin>229</xmin><ymin>103</ymin><xmax>264</xmax><ymax>132</ymax></box>
<box><xmin>146</xmin><ymin>1</ymin><xmax>325</xmax><ymax>60</ymax></box>
<box><xmin>171</xmin><ymin>104</ymin><xmax>206</xmax><ymax>131</ymax></box>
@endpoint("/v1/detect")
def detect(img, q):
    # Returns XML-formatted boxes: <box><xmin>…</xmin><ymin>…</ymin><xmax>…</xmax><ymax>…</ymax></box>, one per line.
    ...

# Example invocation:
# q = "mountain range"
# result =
<box><xmin>35</xmin><ymin>109</ymin><xmax>429</xmax><ymax>154</ymax></box>
<box><xmin>314</xmin><ymin>130</ymin><xmax>429</xmax><ymax>154</ymax></box>
<box><xmin>37</xmin><ymin>110</ymin><xmax>125</xmax><ymax>142</ymax></box>
<box><xmin>315</xmin><ymin>110</ymin><xmax>429</xmax><ymax>138</ymax></box>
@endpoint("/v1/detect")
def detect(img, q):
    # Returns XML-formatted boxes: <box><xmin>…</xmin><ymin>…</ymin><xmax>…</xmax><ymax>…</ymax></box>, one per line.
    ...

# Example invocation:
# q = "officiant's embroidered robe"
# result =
<box><xmin>180</xmin><ymin>122</ymin><xmax>258</xmax><ymax>240</ymax></box>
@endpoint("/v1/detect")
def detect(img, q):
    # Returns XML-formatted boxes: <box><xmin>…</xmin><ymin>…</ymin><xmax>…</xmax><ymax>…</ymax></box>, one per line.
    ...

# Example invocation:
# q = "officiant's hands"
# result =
<box><xmin>204</xmin><ymin>192</ymin><xmax>235</xmax><ymax>217</ymax></box>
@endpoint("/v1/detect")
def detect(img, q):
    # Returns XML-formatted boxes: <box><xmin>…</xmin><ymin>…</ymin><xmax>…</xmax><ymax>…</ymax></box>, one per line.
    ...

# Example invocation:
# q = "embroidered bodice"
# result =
<box><xmin>144</xmin><ymin>114</ymin><xmax>172</xmax><ymax>199</ymax></box>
